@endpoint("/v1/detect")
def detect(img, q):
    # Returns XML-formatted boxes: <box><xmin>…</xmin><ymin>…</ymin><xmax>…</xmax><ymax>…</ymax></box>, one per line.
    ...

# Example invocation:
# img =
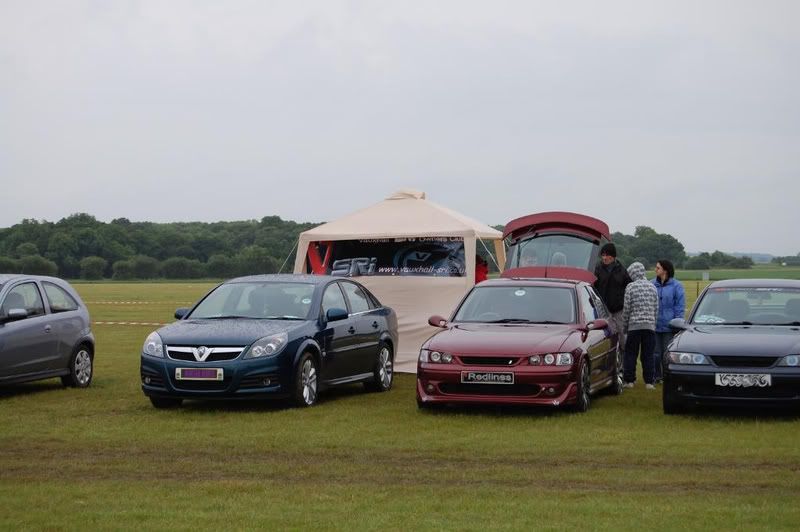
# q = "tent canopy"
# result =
<box><xmin>293</xmin><ymin>189</ymin><xmax>506</xmax><ymax>372</ymax></box>
<box><xmin>297</xmin><ymin>189</ymin><xmax>503</xmax><ymax>241</ymax></box>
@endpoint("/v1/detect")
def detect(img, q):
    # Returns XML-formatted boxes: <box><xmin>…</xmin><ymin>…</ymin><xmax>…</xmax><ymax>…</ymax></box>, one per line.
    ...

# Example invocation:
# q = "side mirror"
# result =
<box><xmin>669</xmin><ymin>318</ymin><xmax>688</xmax><ymax>330</ymax></box>
<box><xmin>584</xmin><ymin>318</ymin><xmax>608</xmax><ymax>331</ymax></box>
<box><xmin>0</xmin><ymin>308</ymin><xmax>28</xmax><ymax>323</ymax></box>
<box><xmin>174</xmin><ymin>308</ymin><xmax>189</xmax><ymax>320</ymax></box>
<box><xmin>326</xmin><ymin>307</ymin><xmax>348</xmax><ymax>322</ymax></box>
<box><xmin>428</xmin><ymin>315</ymin><xmax>448</xmax><ymax>328</ymax></box>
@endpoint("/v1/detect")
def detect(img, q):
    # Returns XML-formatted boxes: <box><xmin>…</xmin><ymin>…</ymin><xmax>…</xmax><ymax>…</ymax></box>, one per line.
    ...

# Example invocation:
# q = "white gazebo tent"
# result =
<box><xmin>293</xmin><ymin>190</ymin><xmax>505</xmax><ymax>372</ymax></box>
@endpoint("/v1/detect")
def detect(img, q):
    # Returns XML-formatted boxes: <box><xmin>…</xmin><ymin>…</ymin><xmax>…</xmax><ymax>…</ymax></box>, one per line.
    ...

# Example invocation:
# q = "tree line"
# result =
<box><xmin>0</xmin><ymin>214</ymin><xmax>754</xmax><ymax>280</ymax></box>
<box><xmin>0</xmin><ymin>214</ymin><xmax>317</xmax><ymax>280</ymax></box>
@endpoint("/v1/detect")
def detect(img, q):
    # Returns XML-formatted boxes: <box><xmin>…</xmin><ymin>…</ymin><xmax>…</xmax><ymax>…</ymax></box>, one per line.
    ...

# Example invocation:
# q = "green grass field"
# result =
<box><xmin>2</xmin><ymin>278</ymin><xmax>800</xmax><ymax>530</ymax></box>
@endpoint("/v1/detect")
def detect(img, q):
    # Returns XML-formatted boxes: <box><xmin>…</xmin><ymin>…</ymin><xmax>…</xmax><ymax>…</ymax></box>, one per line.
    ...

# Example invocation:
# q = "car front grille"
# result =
<box><xmin>171</xmin><ymin>378</ymin><xmax>231</xmax><ymax>391</ymax></box>
<box><xmin>710</xmin><ymin>356</ymin><xmax>778</xmax><ymax>368</ymax></box>
<box><xmin>458</xmin><ymin>356</ymin><xmax>520</xmax><ymax>366</ymax></box>
<box><xmin>439</xmin><ymin>383</ymin><xmax>541</xmax><ymax>396</ymax></box>
<box><xmin>166</xmin><ymin>345</ymin><xmax>245</xmax><ymax>362</ymax></box>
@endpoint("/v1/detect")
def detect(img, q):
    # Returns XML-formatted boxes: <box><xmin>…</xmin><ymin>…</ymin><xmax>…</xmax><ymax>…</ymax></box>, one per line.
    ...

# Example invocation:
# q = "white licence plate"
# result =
<box><xmin>461</xmin><ymin>371</ymin><xmax>514</xmax><ymax>385</ymax></box>
<box><xmin>175</xmin><ymin>368</ymin><xmax>224</xmax><ymax>381</ymax></box>
<box><xmin>714</xmin><ymin>373</ymin><xmax>771</xmax><ymax>388</ymax></box>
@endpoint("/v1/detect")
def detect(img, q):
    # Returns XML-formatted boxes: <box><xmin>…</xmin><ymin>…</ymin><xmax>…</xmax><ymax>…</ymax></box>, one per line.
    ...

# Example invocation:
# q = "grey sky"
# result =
<box><xmin>1</xmin><ymin>1</ymin><xmax>798</xmax><ymax>255</ymax></box>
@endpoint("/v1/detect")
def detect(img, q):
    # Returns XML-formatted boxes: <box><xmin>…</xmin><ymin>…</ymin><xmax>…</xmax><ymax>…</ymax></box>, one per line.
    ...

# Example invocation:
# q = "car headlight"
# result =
<box><xmin>667</xmin><ymin>351</ymin><xmax>709</xmax><ymax>365</ymax></box>
<box><xmin>142</xmin><ymin>331</ymin><xmax>164</xmax><ymax>358</ymax></box>
<box><xmin>419</xmin><ymin>349</ymin><xmax>452</xmax><ymax>364</ymax></box>
<box><xmin>531</xmin><ymin>353</ymin><xmax>572</xmax><ymax>366</ymax></box>
<box><xmin>778</xmin><ymin>355</ymin><xmax>800</xmax><ymax>367</ymax></box>
<box><xmin>244</xmin><ymin>332</ymin><xmax>288</xmax><ymax>359</ymax></box>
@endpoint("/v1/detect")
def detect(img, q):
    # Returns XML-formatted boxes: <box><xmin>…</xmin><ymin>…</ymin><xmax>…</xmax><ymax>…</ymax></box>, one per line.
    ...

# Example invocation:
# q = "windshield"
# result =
<box><xmin>692</xmin><ymin>287</ymin><xmax>800</xmax><ymax>325</ymax></box>
<box><xmin>189</xmin><ymin>281</ymin><xmax>315</xmax><ymax>319</ymax></box>
<box><xmin>454</xmin><ymin>285</ymin><xmax>576</xmax><ymax>324</ymax></box>
<box><xmin>508</xmin><ymin>233</ymin><xmax>598</xmax><ymax>270</ymax></box>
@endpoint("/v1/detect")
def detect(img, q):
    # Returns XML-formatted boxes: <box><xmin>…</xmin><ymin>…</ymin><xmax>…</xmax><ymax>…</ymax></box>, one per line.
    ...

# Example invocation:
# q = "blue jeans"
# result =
<box><xmin>653</xmin><ymin>331</ymin><xmax>675</xmax><ymax>381</ymax></box>
<box><xmin>623</xmin><ymin>329</ymin><xmax>655</xmax><ymax>385</ymax></box>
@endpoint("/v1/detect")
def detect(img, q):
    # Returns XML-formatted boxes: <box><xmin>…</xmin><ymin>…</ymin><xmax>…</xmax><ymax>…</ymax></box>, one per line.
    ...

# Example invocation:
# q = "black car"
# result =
<box><xmin>140</xmin><ymin>274</ymin><xmax>398</xmax><ymax>408</ymax></box>
<box><xmin>0</xmin><ymin>274</ymin><xmax>95</xmax><ymax>388</ymax></box>
<box><xmin>663</xmin><ymin>279</ymin><xmax>800</xmax><ymax>414</ymax></box>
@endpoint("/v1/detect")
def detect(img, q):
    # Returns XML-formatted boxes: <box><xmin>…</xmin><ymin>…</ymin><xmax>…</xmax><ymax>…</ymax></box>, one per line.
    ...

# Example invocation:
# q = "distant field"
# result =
<box><xmin>677</xmin><ymin>264</ymin><xmax>800</xmax><ymax>280</ymax></box>
<box><xmin>1</xmin><ymin>282</ymin><xmax>799</xmax><ymax>529</ymax></box>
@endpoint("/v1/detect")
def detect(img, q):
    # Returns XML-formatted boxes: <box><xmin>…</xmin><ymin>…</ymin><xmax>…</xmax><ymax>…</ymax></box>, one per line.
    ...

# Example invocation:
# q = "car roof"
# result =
<box><xmin>0</xmin><ymin>274</ymin><xmax>67</xmax><ymax>284</ymax></box>
<box><xmin>706</xmin><ymin>278</ymin><xmax>800</xmax><ymax>289</ymax></box>
<box><xmin>226</xmin><ymin>273</ymin><xmax>346</xmax><ymax>285</ymax></box>
<box><xmin>477</xmin><ymin>277</ymin><xmax>583</xmax><ymax>289</ymax></box>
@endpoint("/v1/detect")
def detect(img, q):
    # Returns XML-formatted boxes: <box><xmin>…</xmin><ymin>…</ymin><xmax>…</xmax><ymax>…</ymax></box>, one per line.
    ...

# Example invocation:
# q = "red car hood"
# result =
<box><xmin>425</xmin><ymin>323</ymin><xmax>577</xmax><ymax>355</ymax></box>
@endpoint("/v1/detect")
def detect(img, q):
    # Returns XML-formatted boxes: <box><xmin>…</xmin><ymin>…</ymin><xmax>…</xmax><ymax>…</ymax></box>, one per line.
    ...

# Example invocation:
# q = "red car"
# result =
<box><xmin>416</xmin><ymin>277</ymin><xmax>622</xmax><ymax>411</ymax></box>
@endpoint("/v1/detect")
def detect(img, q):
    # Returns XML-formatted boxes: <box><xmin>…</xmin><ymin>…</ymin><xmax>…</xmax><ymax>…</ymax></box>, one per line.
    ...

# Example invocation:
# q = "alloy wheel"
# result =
<box><xmin>74</xmin><ymin>349</ymin><xmax>92</xmax><ymax>386</ymax></box>
<box><xmin>301</xmin><ymin>359</ymin><xmax>317</xmax><ymax>405</ymax></box>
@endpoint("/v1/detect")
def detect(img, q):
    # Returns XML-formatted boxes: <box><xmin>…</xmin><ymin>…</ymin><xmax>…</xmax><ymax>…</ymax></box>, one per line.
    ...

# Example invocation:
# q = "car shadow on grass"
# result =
<box><xmin>0</xmin><ymin>380</ymin><xmax>66</xmax><ymax>400</ymax></box>
<box><xmin>173</xmin><ymin>383</ymin><xmax>374</xmax><ymax>413</ymax></box>
<box><xmin>681</xmin><ymin>404</ymin><xmax>800</xmax><ymax>421</ymax></box>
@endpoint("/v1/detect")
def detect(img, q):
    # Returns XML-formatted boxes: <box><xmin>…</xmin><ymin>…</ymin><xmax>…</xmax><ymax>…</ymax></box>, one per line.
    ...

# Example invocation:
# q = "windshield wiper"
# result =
<box><xmin>724</xmin><ymin>321</ymin><xmax>753</xmax><ymax>326</ymax></box>
<box><xmin>265</xmin><ymin>315</ymin><xmax>305</xmax><ymax>320</ymax></box>
<box><xmin>484</xmin><ymin>318</ymin><xmax>534</xmax><ymax>323</ymax></box>
<box><xmin>775</xmin><ymin>321</ymin><xmax>800</xmax><ymax>326</ymax></box>
<box><xmin>531</xmin><ymin>320</ymin><xmax>568</xmax><ymax>324</ymax></box>
<box><xmin>203</xmin><ymin>315</ymin><xmax>249</xmax><ymax>319</ymax></box>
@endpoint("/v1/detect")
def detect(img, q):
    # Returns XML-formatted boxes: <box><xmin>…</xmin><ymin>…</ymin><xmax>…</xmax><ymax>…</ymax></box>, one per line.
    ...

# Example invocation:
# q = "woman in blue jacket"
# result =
<box><xmin>651</xmin><ymin>259</ymin><xmax>685</xmax><ymax>382</ymax></box>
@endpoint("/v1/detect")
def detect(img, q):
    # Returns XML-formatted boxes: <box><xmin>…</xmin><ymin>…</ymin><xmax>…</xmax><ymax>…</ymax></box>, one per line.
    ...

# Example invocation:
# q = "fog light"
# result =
<box><xmin>426</xmin><ymin>384</ymin><xmax>435</xmax><ymax>393</ymax></box>
<box><xmin>262</xmin><ymin>378</ymin><xmax>271</xmax><ymax>386</ymax></box>
<box><xmin>144</xmin><ymin>376</ymin><xmax>151</xmax><ymax>385</ymax></box>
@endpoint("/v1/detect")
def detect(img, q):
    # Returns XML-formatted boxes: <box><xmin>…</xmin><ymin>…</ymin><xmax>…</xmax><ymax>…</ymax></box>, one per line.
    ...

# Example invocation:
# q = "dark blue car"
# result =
<box><xmin>663</xmin><ymin>279</ymin><xmax>800</xmax><ymax>414</ymax></box>
<box><xmin>140</xmin><ymin>274</ymin><xmax>398</xmax><ymax>408</ymax></box>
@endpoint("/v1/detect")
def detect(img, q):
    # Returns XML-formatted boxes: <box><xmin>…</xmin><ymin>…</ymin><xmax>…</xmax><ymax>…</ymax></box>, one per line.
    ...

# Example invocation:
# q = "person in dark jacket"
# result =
<box><xmin>651</xmin><ymin>259</ymin><xmax>685</xmax><ymax>383</ymax></box>
<box><xmin>593</xmin><ymin>243</ymin><xmax>631</xmax><ymax>354</ymax></box>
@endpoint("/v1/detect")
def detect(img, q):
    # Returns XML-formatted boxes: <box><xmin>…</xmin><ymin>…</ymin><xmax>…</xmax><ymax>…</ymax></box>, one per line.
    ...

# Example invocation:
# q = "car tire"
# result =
<box><xmin>609</xmin><ymin>350</ymin><xmax>624</xmax><ymax>396</ymax></box>
<box><xmin>61</xmin><ymin>345</ymin><xmax>93</xmax><ymax>388</ymax></box>
<box><xmin>573</xmin><ymin>358</ymin><xmax>591</xmax><ymax>413</ymax></box>
<box><xmin>149</xmin><ymin>397</ymin><xmax>183</xmax><ymax>409</ymax></box>
<box><xmin>292</xmin><ymin>352</ymin><xmax>319</xmax><ymax>407</ymax></box>
<box><xmin>364</xmin><ymin>343</ymin><xmax>393</xmax><ymax>392</ymax></box>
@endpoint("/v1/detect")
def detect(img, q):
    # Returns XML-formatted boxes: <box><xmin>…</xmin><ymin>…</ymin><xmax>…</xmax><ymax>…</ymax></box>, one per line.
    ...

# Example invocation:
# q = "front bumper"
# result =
<box><xmin>140</xmin><ymin>354</ymin><xmax>293</xmax><ymax>400</ymax></box>
<box><xmin>664</xmin><ymin>365</ymin><xmax>800</xmax><ymax>408</ymax></box>
<box><xmin>416</xmin><ymin>363</ymin><xmax>579</xmax><ymax>407</ymax></box>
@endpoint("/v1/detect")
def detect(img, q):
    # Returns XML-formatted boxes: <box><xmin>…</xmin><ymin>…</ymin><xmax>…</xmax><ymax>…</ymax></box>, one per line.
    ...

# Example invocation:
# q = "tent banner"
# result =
<box><xmin>310</xmin><ymin>237</ymin><xmax>466</xmax><ymax>277</ymax></box>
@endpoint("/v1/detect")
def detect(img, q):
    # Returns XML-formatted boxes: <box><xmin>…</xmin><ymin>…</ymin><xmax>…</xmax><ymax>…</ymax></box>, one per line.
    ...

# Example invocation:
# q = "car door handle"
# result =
<box><xmin>371</xmin><ymin>321</ymin><xmax>379</xmax><ymax>329</ymax></box>
<box><xmin>44</xmin><ymin>325</ymin><xmax>52</xmax><ymax>333</ymax></box>
<box><xmin>348</xmin><ymin>327</ymin><xmax>356</xmax><ymax>334</ymax></box>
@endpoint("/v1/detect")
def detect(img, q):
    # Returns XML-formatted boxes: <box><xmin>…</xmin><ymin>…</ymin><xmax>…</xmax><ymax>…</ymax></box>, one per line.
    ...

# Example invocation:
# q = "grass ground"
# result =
<box><xmin>1</xmin><ymin>279</ymin><xmax>799</xmax><ymax>530</ymax></box>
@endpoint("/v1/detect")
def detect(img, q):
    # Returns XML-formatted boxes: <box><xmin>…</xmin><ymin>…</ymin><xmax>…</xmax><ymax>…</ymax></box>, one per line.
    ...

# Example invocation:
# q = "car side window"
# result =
<box><xmin>2</xmin><ymin>282</ymin><xmax>45</xmax><ymax>318</ymax></box>
<box><xmin>588</xmin><ymin>287</ymin><xmax>610</xmax><ymax>319</ymax></box>
<box><xmin>578</xmin><ymin>287</ymin><xmax>597</xmax><ymax>324</ymax></box>
<box><xmin>43</xmin><ymin>282</ymin><xmax>80</xmax><ymax>313</ymax></box>
<box><xmin>321</xmin><ymin>283</ymin><xmax>348</xmax><ymax>316</ymax></box>
<box><xmin>341</xmin><ymin>282</ymin><xmax>371</xmax><ymax>313</ymax></box>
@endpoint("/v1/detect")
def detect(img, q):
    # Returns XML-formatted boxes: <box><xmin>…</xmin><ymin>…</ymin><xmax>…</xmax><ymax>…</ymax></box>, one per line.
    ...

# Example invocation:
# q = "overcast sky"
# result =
<box><xmin>1</xmin><ymin>1</ymin><xmax>798</xmax><ymax>255</ymax></box>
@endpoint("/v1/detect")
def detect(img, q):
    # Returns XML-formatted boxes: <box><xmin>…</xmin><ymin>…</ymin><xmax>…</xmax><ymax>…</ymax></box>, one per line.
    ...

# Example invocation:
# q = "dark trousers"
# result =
<box><xmin>653</xmin><ymin>331</ymin><xmax>675</xmax><ymax>381</ymax></box>
<box><xmin>624</xmin><ymin>329</ymin><xmax>655</xmax><ymax>384</ymax></box>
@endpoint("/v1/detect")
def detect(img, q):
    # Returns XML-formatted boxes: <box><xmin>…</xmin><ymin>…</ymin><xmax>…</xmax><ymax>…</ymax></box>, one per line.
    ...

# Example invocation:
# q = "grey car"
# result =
<box><xmin>0</xmin><ymin>274</ymin><xmax>95</xmax><ymax>388</ymax></box>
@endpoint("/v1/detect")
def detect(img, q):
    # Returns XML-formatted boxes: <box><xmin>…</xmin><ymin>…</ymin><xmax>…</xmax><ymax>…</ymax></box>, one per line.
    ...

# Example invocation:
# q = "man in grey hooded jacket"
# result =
<box><xmin>622</xmin><ymin>262</ymin><xmax>659</xmax><ymax>388</ymax></box>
